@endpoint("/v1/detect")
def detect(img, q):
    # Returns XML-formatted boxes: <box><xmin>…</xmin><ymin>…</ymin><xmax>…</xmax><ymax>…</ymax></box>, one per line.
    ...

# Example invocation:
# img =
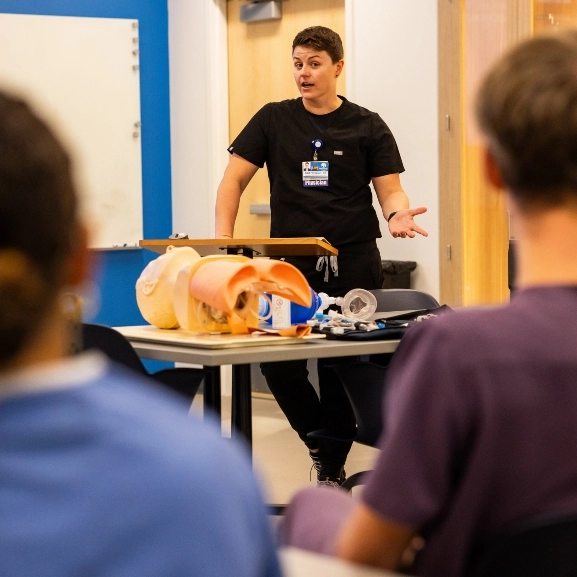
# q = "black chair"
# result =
<box><xmin>368</xmin><ymin>288</ymin><xmax>440</xmax><ymax>315</ymax></box>
<box><xmin>81</xmin><ymin>323</ymin><xmax>204</xmax><ymax>401</ymax></box>
<box><xmin>467</xmin><ymin>513</ymin><xmax>577</xmax><ymax>577</ymax></box>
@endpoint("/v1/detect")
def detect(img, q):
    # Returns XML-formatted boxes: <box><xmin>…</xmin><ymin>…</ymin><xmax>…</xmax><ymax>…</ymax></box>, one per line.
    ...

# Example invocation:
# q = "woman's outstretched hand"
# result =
<box><xmin>388</xmin><ymin>207</ymin><xmax>428</xmax><ymax>238</ymax></box>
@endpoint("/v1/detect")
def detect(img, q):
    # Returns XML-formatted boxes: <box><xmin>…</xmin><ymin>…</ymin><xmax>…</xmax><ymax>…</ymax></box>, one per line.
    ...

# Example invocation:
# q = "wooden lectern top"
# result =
<box><xmin>139</xmin><ymin>237</ymin><xmax>338</xmax><ymax>257</ymax></box>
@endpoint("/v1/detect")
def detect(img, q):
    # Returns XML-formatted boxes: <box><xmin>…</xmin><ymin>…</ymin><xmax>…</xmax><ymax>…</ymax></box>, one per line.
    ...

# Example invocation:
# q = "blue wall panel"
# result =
<box><xmin>0</xmin><ymin>0</ymin><xmax>172</xmax><ymax>331</ymax></box>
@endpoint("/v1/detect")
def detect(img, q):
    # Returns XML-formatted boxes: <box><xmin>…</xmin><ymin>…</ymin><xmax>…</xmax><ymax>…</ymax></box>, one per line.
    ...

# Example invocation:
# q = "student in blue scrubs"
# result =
<box><xmin>0</xmin><ymin>91</ymin><xmax>281</xmax><ymax>577</ymax></box>
<box><xmin>215</xmin><ymin>26</ymin><xmax>428</xmax><ymax>486</ymax></box>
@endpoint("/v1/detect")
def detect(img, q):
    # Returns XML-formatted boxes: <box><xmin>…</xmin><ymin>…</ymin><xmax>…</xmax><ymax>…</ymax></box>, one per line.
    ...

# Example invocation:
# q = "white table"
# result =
<box><xmin>280</xmin><ymin>548</ymin><xmax>407</xmax><ymax>577</ymax></box>
<box><xmin>117</xmin><ymin>326</ymin><xmax>400</xmax><ymax>450</ymax></box>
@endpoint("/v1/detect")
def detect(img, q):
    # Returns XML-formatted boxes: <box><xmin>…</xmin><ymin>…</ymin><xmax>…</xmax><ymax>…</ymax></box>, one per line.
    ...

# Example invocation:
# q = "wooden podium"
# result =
<box><xmin>139</xmin><ymin>237</ymin><xmax>338</xmax><ymax>258</ymax></box>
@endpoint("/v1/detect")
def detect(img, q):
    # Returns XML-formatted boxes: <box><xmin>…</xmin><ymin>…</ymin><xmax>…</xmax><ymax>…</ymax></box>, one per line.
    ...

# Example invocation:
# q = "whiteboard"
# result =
<box><xmin>0</xmin><ymin>14</ymin><xmax>143</xmax><ymax>249</ymax></box>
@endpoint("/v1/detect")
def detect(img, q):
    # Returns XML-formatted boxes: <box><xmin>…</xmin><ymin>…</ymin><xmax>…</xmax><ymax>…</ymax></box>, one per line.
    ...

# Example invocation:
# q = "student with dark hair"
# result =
<box><xmin>0</xmin><ymin>90</ymin><xmax>281</xmax><ymax>577</ymax></box>
<box><xmin>215</xmin><ymin>25</ymin><xmax>427</xmax><ymax>487</ymax></box>
<box><xmin>281</xmin><ymin>30</ymin><xmax>577</xmax><ymax>577</ymax></box>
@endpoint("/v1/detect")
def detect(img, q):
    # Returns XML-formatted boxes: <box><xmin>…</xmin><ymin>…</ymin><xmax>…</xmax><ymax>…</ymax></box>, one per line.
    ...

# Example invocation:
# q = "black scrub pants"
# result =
<box><xmin>260</xmin><ymin>240</ymin><xmax>384</xmax><ymax>474</ymax></box>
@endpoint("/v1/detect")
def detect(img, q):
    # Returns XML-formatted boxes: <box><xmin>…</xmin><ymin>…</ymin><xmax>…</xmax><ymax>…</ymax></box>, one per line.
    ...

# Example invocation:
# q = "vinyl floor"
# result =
<box><xmin>192</xmin><ymin>393</ymin><xmax>380</xmax><ymax>505</ymax></box>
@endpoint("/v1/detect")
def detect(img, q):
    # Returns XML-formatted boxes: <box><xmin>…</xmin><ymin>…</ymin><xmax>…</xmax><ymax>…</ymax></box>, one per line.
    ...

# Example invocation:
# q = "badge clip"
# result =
<box><xmin>312</xmin><ymin>138</ymin><xmax>323</xmax><ymax>161</ymax></box>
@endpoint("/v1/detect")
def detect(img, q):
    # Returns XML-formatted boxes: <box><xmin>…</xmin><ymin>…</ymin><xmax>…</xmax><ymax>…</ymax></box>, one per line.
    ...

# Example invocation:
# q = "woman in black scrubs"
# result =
<box><xmin>215</xmin><ymin>26</ymin><xmax>428</xmax><ymax>486</ymax></box>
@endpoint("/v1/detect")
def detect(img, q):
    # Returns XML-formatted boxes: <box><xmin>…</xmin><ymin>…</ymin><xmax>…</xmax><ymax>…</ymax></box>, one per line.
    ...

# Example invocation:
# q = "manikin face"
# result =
<box><xmin>292</xmin><ymin>46</ymin><xmax>343</xmax><ymax>105</ymax></box>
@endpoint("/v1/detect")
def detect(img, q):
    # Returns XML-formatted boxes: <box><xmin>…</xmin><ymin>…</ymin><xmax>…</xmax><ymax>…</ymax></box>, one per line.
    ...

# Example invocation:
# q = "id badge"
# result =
<box><xmin>302</xmin><ymin>161</ymin><xmax>329</xmax><ymax>187</ymax></box>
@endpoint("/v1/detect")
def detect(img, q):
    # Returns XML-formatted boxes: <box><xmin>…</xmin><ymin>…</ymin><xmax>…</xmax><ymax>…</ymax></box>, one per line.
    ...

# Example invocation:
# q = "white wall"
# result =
<box><xmin>168</xmin><ymin>0</ymin><xmax>228</xmax><ymax>238</ymax></box>
<box><xmin>345</xmin><ymin>1</ymin><xmax>439</xmax><ymax>299</ymax></box>
<box><xmin>168</xmin><ymin>0</ymin><xmax>233</xmax><ymax>395</ymax></box>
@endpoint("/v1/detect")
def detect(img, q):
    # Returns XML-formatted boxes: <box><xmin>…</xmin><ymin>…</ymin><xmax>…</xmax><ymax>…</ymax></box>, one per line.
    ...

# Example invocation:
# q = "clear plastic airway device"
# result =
<box><xmin>336</xmin><ymin>289</ymin><xmax>377</xmax><ymax>321</ymax></box>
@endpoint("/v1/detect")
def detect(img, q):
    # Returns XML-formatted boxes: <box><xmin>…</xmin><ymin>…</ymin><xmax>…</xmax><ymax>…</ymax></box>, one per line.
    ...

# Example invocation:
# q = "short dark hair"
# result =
<box><xmin>0</xmin><ymin>91</ymin><xmax>78</xmax><ymax>364</ymax></box>
<box><xmin>476</xmin><ymin>30</ymin><xmax>577</xmax><ymax>210</ymax></box>
<box><xmin>292</xmin><ymin>26</ymin><xmax>344</xmax><ymax>63</ymax></box>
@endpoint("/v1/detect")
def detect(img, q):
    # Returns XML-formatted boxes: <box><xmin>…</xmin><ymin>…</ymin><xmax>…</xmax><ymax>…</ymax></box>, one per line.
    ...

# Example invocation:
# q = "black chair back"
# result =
<box><xmin>82</xmin><ymin>323</ymin><xmax>147</xmax><ymax>374</ymax></box>
<box><xmin>369</xmin><ymin>288</ymin><xmax>440</xmax><ymax>313</ymax></box>
<box><xmin>81</xmin><ymin>323</ymin><xmax>203</xmax><ymax>400</ymax></box>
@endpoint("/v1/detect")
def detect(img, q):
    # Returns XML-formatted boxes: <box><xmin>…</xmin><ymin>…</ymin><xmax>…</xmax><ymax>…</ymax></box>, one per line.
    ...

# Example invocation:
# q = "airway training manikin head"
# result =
<box><xmin>0</xmin><ymin>91</ymin><xmax>89</xmax><ymax>369</ymax></box>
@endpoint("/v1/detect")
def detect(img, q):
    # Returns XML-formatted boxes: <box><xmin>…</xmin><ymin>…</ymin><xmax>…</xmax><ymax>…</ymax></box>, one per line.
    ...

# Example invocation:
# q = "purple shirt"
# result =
<box><xmin>363</xmin><ymin>286</ymin><xmax>577</xmax><ymax>577</ymax></box>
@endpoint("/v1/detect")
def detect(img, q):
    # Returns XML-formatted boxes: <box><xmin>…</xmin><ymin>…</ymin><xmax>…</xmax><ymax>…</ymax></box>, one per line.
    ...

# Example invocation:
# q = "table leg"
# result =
<box><xmin>231</xmin><ymin>363</ymin><xmax>252</xmax><ymax>451</ymax></box>
<box><xmin>203</xmin><ymin>366</ymin><xmax>221</xmax><ymax>419</ymax></box>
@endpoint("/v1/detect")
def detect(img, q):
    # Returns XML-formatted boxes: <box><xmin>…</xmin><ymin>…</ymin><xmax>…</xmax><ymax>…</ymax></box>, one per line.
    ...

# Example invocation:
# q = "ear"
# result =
<box><xmin>335</xmin><ymin>59</ymin><xmax>344</xmax><ymax>78</ymax></box>
<box><xmin>483</xmin><ymin>143</ymin><xmax>505</xmax><ymax>190</ymax></box>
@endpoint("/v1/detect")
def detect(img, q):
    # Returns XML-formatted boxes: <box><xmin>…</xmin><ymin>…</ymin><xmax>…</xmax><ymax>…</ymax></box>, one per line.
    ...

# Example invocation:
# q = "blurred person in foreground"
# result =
<box><xmin>0</xmin><ymin>90</ymin><xmax>281</xmax><ymax>577</ymax></box>
<box><xmin>280</xmin><ymin>30</ymin><xmax>577</xmax><ymax>577</ymax></box>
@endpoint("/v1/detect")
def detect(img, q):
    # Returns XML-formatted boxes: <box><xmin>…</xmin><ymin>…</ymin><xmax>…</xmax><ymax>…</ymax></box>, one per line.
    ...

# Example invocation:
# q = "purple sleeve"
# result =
<box><xmin>361</xmin><ymin>321</ymin><xmax>477</xmax><ymax>527</ymax></box>
<box><xmin>280</xmin><ymin>487</ymin><xmax>356</xmax><ymax>555</ymax></box>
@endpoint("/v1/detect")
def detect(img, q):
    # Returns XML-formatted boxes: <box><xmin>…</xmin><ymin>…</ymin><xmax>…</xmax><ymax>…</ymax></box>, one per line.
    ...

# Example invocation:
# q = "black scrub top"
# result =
<box><xmin>228</xmin><ymin>96</ymin><xmax>404</xmax><ymax>248</ymax></box>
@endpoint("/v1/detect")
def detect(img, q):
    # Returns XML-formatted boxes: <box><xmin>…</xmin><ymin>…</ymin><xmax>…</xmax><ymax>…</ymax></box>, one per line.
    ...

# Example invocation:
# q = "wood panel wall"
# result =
<box><xmin>439</xmin><ymin>0</ymin><xmax>532</xmax><ymax>306</ymax></box>
<box><xmin>461</xmin><ymin>0</ymin><xmax>510</xmax><ymax>305</ymax></box>
<box><xmin>534</xmin><ymin>0</ymin><xmax>577</xmax><ymax>32</ymax></box>
<box><xmin>438</xmin><ymin>0</ymin><xmax>463</xmax><ymax>306</ymax></box>
<box><xmin>226</xmin><ymin>0</ymin><xmax>345</xmax><ymax>238</ymax></box>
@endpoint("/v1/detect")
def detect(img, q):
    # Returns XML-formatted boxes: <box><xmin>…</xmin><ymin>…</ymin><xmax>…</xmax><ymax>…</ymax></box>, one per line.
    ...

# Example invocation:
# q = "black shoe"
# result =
<box><xmin>317</xmin><ymin>466</ymin><xmax>346</xmax><ymax>488</ymax></box>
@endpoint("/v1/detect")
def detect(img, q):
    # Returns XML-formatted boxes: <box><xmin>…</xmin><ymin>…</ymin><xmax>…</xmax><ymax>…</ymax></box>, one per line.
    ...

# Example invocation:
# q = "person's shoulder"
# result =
<box><xmin>105</xmin><ymin>364</ymin><xmax>247</xmax><ymax>445</ymax></box>
<box><xmin>338</xmin><ymin>97</ymin><xmax>391</xmax><ymax>133</ymax></box>
<box><xmin>400</xmin><ymin>303</ymin><xmax>511</xmax><ymax>357</ymax></box>
<box><xmin>85</xmin><ymin>364</ymin><xmax>263</xmax><ymax>501</ymax></box>
<box><xmin>87</xmin><ymin>362</ymin><xmax>192</xmax><ymax>411</ymax></box>
<box><xmin>80</xmin><ymin>364</ymin><xmax>225</xmax><ymax>453</ymax></box>
<box><xmin>387</xmin><ymin>305</ymin><xmax>514</xmax><ymax>406</ymax></box>
<box><xmin>431</xmin><ymin>303</ymin><xmax>506</xmax><ymax>330</ymax></box>
<box><xmin>274</xmin><ymin>97</ymin><xmax>301</xmax><ymax>107</ymax></box>
<box><xmin>247</xmin><ymin>99</ymin><xmax>299</xmax><ymax>125</ymax></box>
<box><xmin>339</xmin><ymin>96</ymin><xmax>380</xmax><ymax>119</ymax></box>
<box><xmin>265</xmin><ymin>98</ymin><xmax>302</xmax><ymax>114</ymax></box>
<box><xmin>429</xmin><ymin>286</ymin><xmax>575</xmax><ymax>339</ymax></box>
